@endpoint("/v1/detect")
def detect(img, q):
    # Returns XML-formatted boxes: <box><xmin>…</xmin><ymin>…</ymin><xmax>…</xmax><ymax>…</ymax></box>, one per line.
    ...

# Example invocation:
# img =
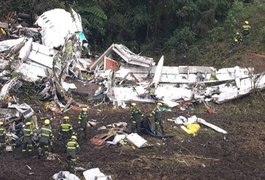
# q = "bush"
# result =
<box><xmin>166</xmin><ymin>26</ymin><xmax>195</xmax><ymax>53</ymax></box>
<box><xmin>210</xmin><ymin>26</ymin><xmax>225</xmax><ymax>42</ymax></box>
<box><xmin>260</xmin><ymin>26</ymin><xmax>265</xmax><ymax>42</ymax></box>
<box><xmin>224</xmin><ymin>0</ymin><xmax>246</xmax><ymax>35</ymax></box>
<box><xmin>187</xmin><ymin>46</ymin><xmax>201</xmax><ymax>61</ymax></box>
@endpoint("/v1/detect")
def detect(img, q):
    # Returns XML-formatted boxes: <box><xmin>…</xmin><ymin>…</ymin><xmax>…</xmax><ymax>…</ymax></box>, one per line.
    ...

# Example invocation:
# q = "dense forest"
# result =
<box><xmin>0</xmin><ymin>0</ymin><xmax>261</xmax><ymax>65</ymax></box>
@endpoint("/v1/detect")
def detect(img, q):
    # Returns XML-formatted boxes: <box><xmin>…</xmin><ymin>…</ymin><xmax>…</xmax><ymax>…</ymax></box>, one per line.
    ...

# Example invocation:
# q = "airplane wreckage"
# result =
<box><xmin>1</xmin><ymin>8</ymin><xmax>265</xmax><ymax>123</ymax></box>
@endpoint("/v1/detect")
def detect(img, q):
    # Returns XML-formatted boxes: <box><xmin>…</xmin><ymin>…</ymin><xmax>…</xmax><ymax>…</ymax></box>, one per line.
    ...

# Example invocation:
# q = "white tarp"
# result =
<box><xmin>83</xmin><ymin>168</ymin><xmax>112</xmax><ymax>180</ymax></box>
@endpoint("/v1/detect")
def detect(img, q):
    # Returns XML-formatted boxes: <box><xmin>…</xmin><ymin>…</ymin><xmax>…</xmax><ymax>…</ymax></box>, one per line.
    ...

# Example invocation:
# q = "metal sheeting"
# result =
<box><xmin>35</xmin><ymin>8</ymin><xmax>83</xmax><ymax>48</ymax></box>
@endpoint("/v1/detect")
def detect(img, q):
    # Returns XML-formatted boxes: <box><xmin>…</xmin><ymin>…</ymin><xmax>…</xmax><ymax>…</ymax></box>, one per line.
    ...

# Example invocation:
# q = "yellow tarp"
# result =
<box><xmin>181</xmin><ymin>123</ymin><xmax>200</xmax><ymax>136</ymax></box>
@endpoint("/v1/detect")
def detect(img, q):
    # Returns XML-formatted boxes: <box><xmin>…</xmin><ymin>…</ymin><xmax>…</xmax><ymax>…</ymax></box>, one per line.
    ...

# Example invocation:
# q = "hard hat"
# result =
<box><xmin>0</xmin><ymin>121</ymin><xmax>3</xmax><ymax>125</ymax></box>
<box><xmin>245</xmin><ymin>21</ymin><xmax>249</xmax><ymax>25</ymax></box>
<box><xmin>63</xmin><ymin>116</ymin><xmax>69</xmax><ymax>120</ymax></box>
<box><xmin>131</xmin><ymin>102</ymin><xmax>136</xmax><ymax>107</ymax></box>
<box><xmin>44</xmin><ymin>119</ymin><xmax>50</xmax><ymax>125</ymax></box>
<box><xmin>71</xmin><ymin>135</ymin><xmax>77</xmax><ymax>140</ymax></box>
<box><xmin>157</xmin><ymin>102</ymin><xmax>163</xmax><ymax>106</ymax></box>
<box><xmin>82</xmin><ymin>108</ymin><xmax>88</xmax><ymax>112</ymax></box>
<box><xmin>26</xmin><ymin>122</ymin><xmax>31</xmax><ymax>126</ymax></box>
<box><xmin>236</xmin><ymin>32</ymin><xmax>240</xmax><ymax>35</ymax></box>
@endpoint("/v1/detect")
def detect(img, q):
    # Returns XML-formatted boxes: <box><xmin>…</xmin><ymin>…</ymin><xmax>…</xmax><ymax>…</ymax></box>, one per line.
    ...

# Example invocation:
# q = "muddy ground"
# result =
<box><xmin>0</xmin><ymin>97</ymin><xmax>265</xmax><ymax>180</ymax></box>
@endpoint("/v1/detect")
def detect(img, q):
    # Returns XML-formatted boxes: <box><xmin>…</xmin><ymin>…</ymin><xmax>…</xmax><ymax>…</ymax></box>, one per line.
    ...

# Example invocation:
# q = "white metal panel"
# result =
<box><xmin>16</xmin><ymin>62</ymin><xmax>48</xmax><ymax>81</ymax></box>
<box><xmin>28</xmin><ymin>50</ymin><xmax>53</xmax><ymax>68</ymax></box>
<box><xmin>35</xmin><ymin>8</ymin><xmax>83</xmax><ymax>48</ymax></box>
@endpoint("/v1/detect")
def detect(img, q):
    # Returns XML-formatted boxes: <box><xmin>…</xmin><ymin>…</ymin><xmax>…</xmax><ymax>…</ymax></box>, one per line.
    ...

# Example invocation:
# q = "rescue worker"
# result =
<box><xmin>150</xmin><ymin>102</ymin><xmax>165</xmax><ymax>135</ymax></box>
<box><xmin>0</xmin><ymin>121</ymin><xmax>6</xmax><ymax>149</ymax></box>
<box><xmin>241</xmin><ymin>20</ymin><xmax>251</xmax><ymax>37</ymax></box>
<box><xmin>22</xmin><ymin>122</ymin><xmax>33</xmax><ymax>152</ymax></box>
<box><xmin>130</xmin><ymin>102</ymin><xmax>143</xmax><ymax>134</ymax></box>
<box><xmin>235</xmin><ymin>32</ymin><xmax>243</xmax><ymax>43</ymax></box>
<box><xmin>0</xmin><ymin>27</ymin><xmax>7</xmax><ymax>40</ymax></box>
<box><xmin>149</xmin><ymin>85</ymin><xmax>157</xmax><ymax>100</ymax></box>
<box><xmin>233</xmin><ymin>37</ymin><xmax>239</xmax><ymax>44</ymax></box>
<box><xmin>66</xmin><ymin>135</ymin><xmax>80</xmax><ymax>171</ymax></box>
<box><xmin>231</xmin><ymin>32</ymin><xmax>242</xmax><ymax>51</ymax></box>
<box><xmin>59</xmin><ymin>116</ymin><xmax>73</xmax><ymax>145</ymax></box>
<box><xmin>78</xmin><ymin>108</ymin><xmax>88</xmax><ymax>138</ymax></box>
<box><xmin>38</xmin><ymin>119</ymin><xmax>54</xmax><ymax>158</ymax></box>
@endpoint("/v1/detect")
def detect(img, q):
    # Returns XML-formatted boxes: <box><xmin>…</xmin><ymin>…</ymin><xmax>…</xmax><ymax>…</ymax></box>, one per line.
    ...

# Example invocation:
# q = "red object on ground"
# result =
<box><xmin>207</xmin><ymin>108</ymin><xmax>214</xmax><ymax>114</ymax></box>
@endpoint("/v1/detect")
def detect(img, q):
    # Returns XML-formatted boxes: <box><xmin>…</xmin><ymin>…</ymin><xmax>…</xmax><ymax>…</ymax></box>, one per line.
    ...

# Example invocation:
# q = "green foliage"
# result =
<box><xmin>197</xmin><ymin>0</ymin><xmax>217</xmax><ymax>12</ymax></box>
<box><xmin>75</xmin><ymin>5</ymin><xmax>107</xmax><ymax>35</ymax></box>
<box><xmin>1</xmin><ymin>0</ymin><xmax>259</xmax><ymax>65</ymax></box>
<box><xmin>210</xmin><ymin>26</ymin><xmax>225</xmax><ymax>42</ymax></box>
<box><xmin>166</xmin><ymin>26</ymin><xmax>195</xmax><ymax>53</ymax></box>
<box><xmin>225</xmin><ymin>0</ymin><xmax>246</xmax><ymax>35</ymax></box>
<box><xmin>175</xmin><ymin>1</ymin><xmax>199</xmax><ymax>26</ymax></box>
<box><xmin>187</xmin><ymin>46</ymin><xmax>201</xmax><ymax>61</ymax></box>
<box><xmin>0</xmin><ymin>0</ymin><xmax>65</xmax><ymax>21</ymax></box>
<box><xmin>215</xmin><ymin>0</ymin><xmax>233</xmax><ymax>20</ymax></box>
<box><xmin>260</xmin><ymin>26</ymin><xmax>265</xmax><ymax>42</ymax></box>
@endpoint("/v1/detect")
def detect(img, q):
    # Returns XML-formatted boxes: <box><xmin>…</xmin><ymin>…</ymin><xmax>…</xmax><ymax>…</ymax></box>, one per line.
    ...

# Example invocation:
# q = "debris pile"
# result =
<box><xmin>1</xmin><ymin>8</ymin><xmax>265</xmax><ymax>114</ymax></box>
<box><xmin>0</xmin><ymin>7</ymin><xmax>264</xmax><ymax>180</ymax></box>
<box><xmin>168</xmin><ymin>115</ymin><xmax>227</xmax><ymax>136</ymax></box>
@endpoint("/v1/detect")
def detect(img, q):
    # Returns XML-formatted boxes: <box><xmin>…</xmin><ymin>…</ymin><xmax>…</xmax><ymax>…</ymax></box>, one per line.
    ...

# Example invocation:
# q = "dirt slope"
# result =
<box><xmin>0</xmin><ymin>99</ymin><xmax>265</xmax><ymax>180</ymax></box>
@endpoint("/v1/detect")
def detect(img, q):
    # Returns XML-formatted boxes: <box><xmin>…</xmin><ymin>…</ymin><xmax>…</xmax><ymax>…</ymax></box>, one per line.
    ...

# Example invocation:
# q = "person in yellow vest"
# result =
<box><xmin>78</xmin><ymin>108</ymin><xmax>88</xmax><ymax>138</ymax></box>
<box><xmin>130</xmin><ymin>102</ymin><xmax>143</xmax><ymax>133</ymax></box>
<box><xmin>241</xmin><ymin>20</ymin><xmax>251</xmax><ymax>37</ymax></box>
<box><xmin>22</xmin><ymin>122</ymin><xmax>33</xmax><ymax>152</ymax></box>
<box><xmin>150</xmin><ymin>102</ymin><xmax>165</xmax><ymax>135</ymax></box>
<box><xmin>0</xmin><ymin>28</ymin><xmax>7</xmax><ymax>40</ymax></box>
<box><xmin>0</xmin><ymin>121</ymin><xmax>6</xmax><ymax>149</ymax></box>
<box><xmin>38</xmin><ymin>119</ymin><xmax>54</xmax><ymax>158</ymax></box>
<box><xmin>59</xmin><ymin>116</ymin><xmax>73</xmax><ymax>145</ymax></box>
<box><xmin>66</xmin><ymin>135</ymin><xmax>80</xmax><ymax>171</ymax></box>
<box><xmin>235</xmin><ymin>32</ymin><xmax>243</xmax><ymax>43</ymax></box>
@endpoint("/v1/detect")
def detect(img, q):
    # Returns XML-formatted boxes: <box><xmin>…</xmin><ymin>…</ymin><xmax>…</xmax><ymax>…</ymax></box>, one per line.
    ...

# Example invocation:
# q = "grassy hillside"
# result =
<box><xmin>199</xmin><ymin>2</ymin><xmax>265</xmax><ymax>68</ymax></box>
<box><xmin>166</xmin><ymin>2</ymin><xmax>265</xmax><ymax>115</ymax></box>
